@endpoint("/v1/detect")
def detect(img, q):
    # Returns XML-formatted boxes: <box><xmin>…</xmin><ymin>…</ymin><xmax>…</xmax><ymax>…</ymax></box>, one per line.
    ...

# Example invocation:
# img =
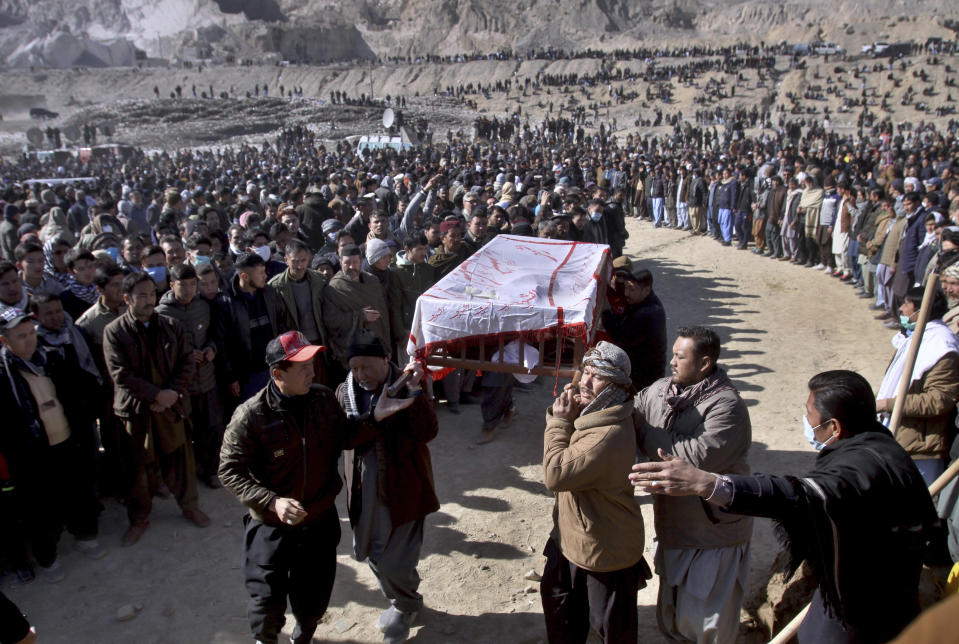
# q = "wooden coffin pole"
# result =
<box><xmin>768</xmin><ymin>275</ymin><xmax>959</xmax><ymax>644</ymax></box>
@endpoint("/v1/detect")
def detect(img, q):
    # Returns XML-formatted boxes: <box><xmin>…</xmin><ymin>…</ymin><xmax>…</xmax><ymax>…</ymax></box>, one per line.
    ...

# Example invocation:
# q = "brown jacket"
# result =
<box><xmin>103</xmin><ymin>310</ymin><xmax>194</xmax><ymax>419</ymax></box>
<box><xmin>865</xmin><ymin>210</ymin><xmax>893</xmax><ymax>258</ymax></box>
<box><xmin>892</xmin><ymin>352</ymin><xmax>959</xmax><ymax>459</ymax></box>
<box><xmin>219</xmin><ymin>383</ymin><xmax>377</xmax><ymax>526</ymax></box>
<box><xmin>879</xmin><ymin>215</ymin><xmax>909</xmax><ymax>267</ymax></box>
<box><xmin>543</xmin><ymin>401</ymin><xmax>646</xmax><ymax>572</ymax></box>
<box><xmin>337</xmin><ymin>367</ymin><xmax>439</xmax><ymax>529</ymax></box>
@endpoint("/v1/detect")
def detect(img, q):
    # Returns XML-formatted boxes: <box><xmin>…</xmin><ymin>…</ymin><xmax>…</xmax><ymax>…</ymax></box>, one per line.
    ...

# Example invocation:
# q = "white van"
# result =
<box><xmin>356</xmin><ymin>135</ymin><xmax>412</xmax><ymax>156</ymax></box>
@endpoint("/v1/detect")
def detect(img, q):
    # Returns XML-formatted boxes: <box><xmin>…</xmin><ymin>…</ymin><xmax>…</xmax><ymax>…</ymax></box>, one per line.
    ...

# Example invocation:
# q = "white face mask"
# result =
<box><xmin>253</xmin><ymin>246</ymin><xmax>272</xmax><ymax>261</ymax></box>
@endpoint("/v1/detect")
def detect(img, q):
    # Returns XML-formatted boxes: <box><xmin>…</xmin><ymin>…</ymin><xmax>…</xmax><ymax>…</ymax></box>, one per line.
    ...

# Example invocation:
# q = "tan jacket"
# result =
<box><xmin>879</xmin><ymin>215</ymin><xmax>909</xmax><ymax>267</ymax></box>
<box><xmin>892</xmin><ymin>352</ymin><xmax>959</xmax><ymax>459</ymax></box>
<box><xmin>543</xmin><ymin>401</ymin><xmax>645</xmax><ymax>573</ymax></box>
<box><xmin>865</xmin><ymin>210</ymin><xmax>893</xmax><ymax>258</ymax></box>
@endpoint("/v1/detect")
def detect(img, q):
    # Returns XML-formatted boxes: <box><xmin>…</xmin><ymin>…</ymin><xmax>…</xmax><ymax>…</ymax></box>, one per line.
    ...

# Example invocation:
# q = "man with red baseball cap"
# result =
<box><xmin>219</xmin><ymin>330</ymin><xmax>422</xmax><ymax>644</ymax></box>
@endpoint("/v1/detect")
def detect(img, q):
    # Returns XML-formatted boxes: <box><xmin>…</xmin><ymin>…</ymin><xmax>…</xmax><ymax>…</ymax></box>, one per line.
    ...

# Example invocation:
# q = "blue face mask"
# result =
<box><xmin>327</xmin><ymin>232</ymin><xmax>338</xmax><ymax>244</ymax></box>
<box><xmin>589</xmin><ymin>210</ymin><xmax>602</xmax><ymax>222</ymax></box>
<box><xmin>193</xmin><ymin>255</ymin><xmax>212</xmax><ymax>266</ymax></box>
<box><xmin>803</xmin><ymin>415</ymin><xmax>835</xmax><ymax>451</ymax></box>
<box><xmin>105</xmin><ymin>246</ymin><xmax>120</xmax><ymax>262</ymax></box>
<box><xmin>899</xmin><ymin>314</ymin><xmax>916</xmax><ymax>334</ymax></box>
<box><xmin>145</xmin><ymin>265</ymin><xmax>167</xmax><ymax>284</ymax></box>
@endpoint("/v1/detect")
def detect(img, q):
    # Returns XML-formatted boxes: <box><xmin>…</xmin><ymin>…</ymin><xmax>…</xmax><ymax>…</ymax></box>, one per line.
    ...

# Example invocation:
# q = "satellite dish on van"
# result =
<box><xmin>382</xmin><ymin>108</ymin><xmax>394</xmax><ymax>128</ymax></box>
<box><xmin>26</xmin><ymin>127</ymin><xmax>44</xmax><ymax>146</ymax></box>
<box><xmin>63</xmin><ymin>124</ymin><xmax>81</xmax><ymax>142</ymax></box>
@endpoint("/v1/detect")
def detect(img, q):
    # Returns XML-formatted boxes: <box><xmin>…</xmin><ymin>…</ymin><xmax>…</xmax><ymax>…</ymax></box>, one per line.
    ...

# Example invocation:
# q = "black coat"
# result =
<box><xmin>601</xmin><ymin>291</ymin><xmax>667</xmax><ymax>390</ymax></box>
<box><xmin>725</xmin><ymin>428</ymin><xmax>936</xmax><ymax>644</ymax></box>
<box><xmin>220</xmin><ymin>275</ymin><xmax>293</xmax><ymax>384</ymax></box>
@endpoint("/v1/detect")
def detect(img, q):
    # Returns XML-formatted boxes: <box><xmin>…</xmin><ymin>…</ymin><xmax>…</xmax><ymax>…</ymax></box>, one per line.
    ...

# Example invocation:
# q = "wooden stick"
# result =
<box><xmin>769</xmin><ymin>274</ymin><xmax>949</xmax><ymax>644</ymax></box>
<box><xmin>768</xmin><ymin>605</ymin><xmax>809</xmax><ymax>644</ymax></box>
<box><xmin>888</xmin><ymin>274</ymin><xmax>940</xmax><ymax>433</ymax></box>
<box><xmin>929</xmin><ymin>457</ymin><xmax>959</xmax><ymax>497</ymax></box>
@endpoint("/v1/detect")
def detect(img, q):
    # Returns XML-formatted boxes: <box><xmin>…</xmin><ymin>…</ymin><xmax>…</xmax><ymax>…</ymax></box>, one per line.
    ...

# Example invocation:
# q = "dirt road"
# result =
<box><xmin>3</xmin><ymin>217</ymin><xmax>892</xmax><ymax>643</ymax></box>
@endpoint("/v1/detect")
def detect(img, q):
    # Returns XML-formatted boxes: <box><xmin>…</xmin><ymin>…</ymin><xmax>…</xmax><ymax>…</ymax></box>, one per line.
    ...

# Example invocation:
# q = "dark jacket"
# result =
<box><xmin>715</xmin><ymin>179</ymin><xmax>739</xmax><ymax>210</ymax></box>
<box><xmin>603</xmin><ymin>200</ymin><xmax>628</xmax><ymax>251</ymax></box>
<box><xmin>735</xmin><ymin>180</ymin><xmax>755</xmax><ymax>213</ymax></box>
<box><xmin>219</xmin><ymin>382</ymin><xmax>376</xmax><ymax>527</ymax></box>
<box><xmin>295</xmin><ymin>194</ymin><xmax>330</xmax><ymax>251</ymax></box>
<box><xmin>389</xmin><ymin>253</ymin><xmax>435</xmax><ymax>346</ymax></box>
<box><xmin>724</xmin><ymin>428</ymin><xmax>936</xmax><ymax>644</ymax></box>
<box><xmin>601</xmin><ymin>291</ymin><xmax>667</xmax><ymax>391</ymax></box>
<box><xmin>0</xmin><ymin>347</ymin><xmax>96</xmax><ymax>482</ymax></box>
<box><xmin>689</xmin><ymin>176</ymin><xmax>708</xmax><ymax>208</ymax></box>
<box><xmin>221</xmin><ymin>274</ymin><xmax>293</xmax><ymax>383</ymax></box>
<box><xmin>337</xmin><ymin>366</ymin><xmax>439</xmax><ymax>529</ymax></box>
<box><xmin>766</xmin><ymin>185</ymin><xmax>788</xmax><ymax>224</ymax></box>
<box><xmin>103</xmin><ymin>310</ymin><xmax>195</xmax><ymax>418</ymax></box>
<box><xmin>648</xmin><ymin>173</ymin><xmax>664</xmax><ymax>198</ymax></box>
<box><xmin>428</xmin><ymin>245</ymin><xmax>468</xmax><ymax>280</ymax></box>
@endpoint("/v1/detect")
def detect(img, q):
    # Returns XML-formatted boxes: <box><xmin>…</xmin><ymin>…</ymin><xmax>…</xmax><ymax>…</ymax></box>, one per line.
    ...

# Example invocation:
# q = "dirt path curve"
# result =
<box><xmin>4</xmin><ymin>217</ymin><xmax>893</xmax><ymax>643</ymax></box>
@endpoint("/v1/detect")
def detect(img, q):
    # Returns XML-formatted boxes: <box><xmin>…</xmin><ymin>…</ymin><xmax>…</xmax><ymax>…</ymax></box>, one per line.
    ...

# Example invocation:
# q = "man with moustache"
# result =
<box><xmin>103</xmin><ymin>272</ymin><xmax>210</xmax><ymax>547</ymax></box>
<box><xmin>632</xmin><ymin>326</ymin><xmax>752</xmax><ymax>644</ymax></box>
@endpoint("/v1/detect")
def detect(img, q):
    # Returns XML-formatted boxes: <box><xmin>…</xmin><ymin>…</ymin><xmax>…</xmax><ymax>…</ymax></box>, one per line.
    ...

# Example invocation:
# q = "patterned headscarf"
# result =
<box><xmin>582</xmin><ymin>341</ymin><xmax>631</xmax><ymax>386</ymax></box>
<box><xmin>579</xmin><ymin>341</ymin><xmax>632</xmax><ymax>416</ymax></box>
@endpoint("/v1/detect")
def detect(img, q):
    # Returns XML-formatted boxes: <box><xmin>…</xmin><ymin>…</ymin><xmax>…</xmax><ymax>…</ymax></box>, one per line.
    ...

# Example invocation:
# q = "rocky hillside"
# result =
<box><xmin>0</xmin><ymin>0</ymin><xmax>955</xmax><ymax>67</ymax></box>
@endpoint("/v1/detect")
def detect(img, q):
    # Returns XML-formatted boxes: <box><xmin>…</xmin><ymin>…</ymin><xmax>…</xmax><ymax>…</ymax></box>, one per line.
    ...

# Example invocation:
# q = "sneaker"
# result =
<box><xmin>39</xmin><ymin>558</ymin><xmax>65</xmax><ymax>584</ymax></box>
<box><xmin>122</xmin><ymin>520</ymin><xmax>150</xmax><ymax>547</ymax></box>
<box><xmin>822</xmin><ymin>266</ymin><xmax>833</xmax><ymax>273</ymax></box>
<box><xmin>381</xmin><ymin>608</ymin><xmax>417</xmax><ymax>643</ymax></box>
<box><xmin>377</xmin><ymin>606</ymin><xmax>397</xmax><ymax>632</ymax></box>
<box><xmin>812</xmin><ymin>263</ymin><xmax>824</xmax><ymax>270</ymax></box>
<box><xmin>883</xmin><ymin>320</ymin><xmax>901</xmax><ymax>329</ymax></box>
<box><xmin>183</xmin><ymin>508</ymin><xmax>211</xmax><ymax>528</ymax></box>
<box><xmin>75</xmin><ymin>538</ymin><xmax>108</xmax><ymax>560</ymax></box>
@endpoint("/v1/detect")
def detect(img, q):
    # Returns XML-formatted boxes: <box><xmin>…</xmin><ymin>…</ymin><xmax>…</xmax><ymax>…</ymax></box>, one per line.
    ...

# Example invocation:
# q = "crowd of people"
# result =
<box><xmin>0</xmin><ymin>77</ymin><xmax>958</xmax><ymax>642</ymax></box>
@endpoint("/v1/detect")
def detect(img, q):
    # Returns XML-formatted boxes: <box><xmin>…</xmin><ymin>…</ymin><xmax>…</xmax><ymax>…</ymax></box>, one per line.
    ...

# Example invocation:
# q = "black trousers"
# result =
<box><xmin>189</xmin><ymin>389</ymin><xmax>224</xmax><ymax>479</ymax></box>
<box><xmin>540</xmin><ymin>537</ymin><xmax>649</xmax><ymax>644</ymax></box>
<box><xmin>243</xmin><ymin>507</ymin><xmax>340</xmax><ymax>644</ymax></box>
<box><xmin>23</xmin><ymin>436</ymin><xmax>101</xmax><ymax>567</ymax></box>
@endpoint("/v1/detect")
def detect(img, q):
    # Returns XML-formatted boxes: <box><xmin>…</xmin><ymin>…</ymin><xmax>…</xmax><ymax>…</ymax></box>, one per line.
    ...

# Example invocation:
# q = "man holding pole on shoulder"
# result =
<box><xmin>876</xmin><ymin>285</ymin><xmax>959</xmax><ymax>486</ymax></box>
<box><xmin>630</xmin><ymin>370</ymin><xmax>939</xmax><ymax>643</ymax></box>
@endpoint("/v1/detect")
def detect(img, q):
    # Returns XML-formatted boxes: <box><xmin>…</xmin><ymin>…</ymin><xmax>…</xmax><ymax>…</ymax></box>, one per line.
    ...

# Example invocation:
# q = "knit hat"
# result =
<box><xmin>943</xmin><ymin>262</ymin><xmax>959</xmax><ymax>280</ymax></box>
<box><xmin>439</xmin><ymin>220</ymin><xmax>459</xmax><ymax>234</ymax></box>
<box><xmin>321</xmin><ymin>218</ymin><xmax>343</xmax><ymax>234</ymax></box>
<box><xmin>346</xmin><ymin>329</ymin><xmax>388</xmax><ymax>360</ymax></box>
<box><xmin>366</xmin><ymin>238</ymin><xmax>391</xmax><ymax>265</ymax></box>
<box><xmin>582</xmin><ymin>341</ymin><xmax>632</xmax><ymax>386</ymax></box>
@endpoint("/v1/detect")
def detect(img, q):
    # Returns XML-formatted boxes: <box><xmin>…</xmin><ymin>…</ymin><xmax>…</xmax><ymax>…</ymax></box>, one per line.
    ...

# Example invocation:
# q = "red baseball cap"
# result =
<box><xmin>265</xmin><ymin>331</ymin><xmax>325</xmax><ymax>366</ymax></box>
